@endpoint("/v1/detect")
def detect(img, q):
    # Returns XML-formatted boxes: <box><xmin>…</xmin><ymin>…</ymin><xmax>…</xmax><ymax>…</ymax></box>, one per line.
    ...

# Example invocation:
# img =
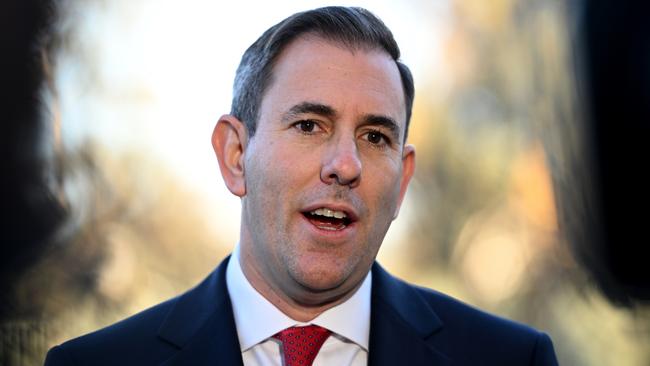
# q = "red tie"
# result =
<box><xmin>273</xmin><ymin>325</ymin><xmax>331</xmax><ymax>366</ymax></box>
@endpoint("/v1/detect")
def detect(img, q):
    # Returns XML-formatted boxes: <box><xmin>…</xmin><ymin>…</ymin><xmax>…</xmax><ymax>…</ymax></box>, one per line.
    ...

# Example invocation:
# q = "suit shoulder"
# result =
<box><xmin>411</xmin><ymin>284</ymin><xmax>557</xmax><ymax>364</ymax></box>
<box><xmin>371</xmin><ymin>264</ymin><xmax>559</xmax><ymax>365</ymax></box>
<box><xmin>46</xmin><ymin>296</ymin><xmax>179</xmax><ymax>365</ymax></box>
<box><xmin>413</xmin><ymin>284</ymin><xmax>540</xmax><ymax>337</ymax></box>
<box><xmin>44</xmin><ymin>258</ymin><xmax>233</xmax><ymax>365</ymax></box>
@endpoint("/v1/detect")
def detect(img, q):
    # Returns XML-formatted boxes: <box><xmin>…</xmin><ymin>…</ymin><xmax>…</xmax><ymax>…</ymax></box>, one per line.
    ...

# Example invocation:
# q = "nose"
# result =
<box><xmin>320</xmin><ymin>136</ymin><xmax>362</xmax><ymax>188</ymax></box>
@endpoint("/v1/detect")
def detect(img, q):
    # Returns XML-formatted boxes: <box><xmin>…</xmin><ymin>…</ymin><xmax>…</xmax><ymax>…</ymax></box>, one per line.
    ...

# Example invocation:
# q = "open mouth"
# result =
<box><xmin>302</xmin><ymin>208</ymin><xmax>353</xmax><ymax>231</ymax></box>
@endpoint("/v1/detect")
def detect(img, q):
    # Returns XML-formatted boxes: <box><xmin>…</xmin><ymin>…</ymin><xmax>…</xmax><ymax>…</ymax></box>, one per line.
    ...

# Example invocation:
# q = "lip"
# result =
<box><xmin>299</xmin><ymin>202</ymin><xmax>360</xmax><ymax>241</ymax></box>
<box><xmin>299</xmin><ymin>214</ymin><xmax>358</xmax><ymax>242</ymax></box>
<box><xmin>301</xmin><ymin>202</ymin><xmax>360</xmax><ymax>223</ymax></box>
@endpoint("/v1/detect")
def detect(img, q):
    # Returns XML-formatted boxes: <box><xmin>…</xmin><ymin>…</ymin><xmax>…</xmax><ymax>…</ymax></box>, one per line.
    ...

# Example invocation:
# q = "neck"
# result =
<box><xmin>238</xmin><ymin>243</ymin><xmax>363</xmax><ymax>322</ymax></box>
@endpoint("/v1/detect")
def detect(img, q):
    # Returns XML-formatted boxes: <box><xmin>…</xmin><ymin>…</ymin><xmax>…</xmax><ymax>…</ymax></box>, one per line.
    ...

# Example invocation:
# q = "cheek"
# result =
<box><xmin>271</xmin><ymin>142</ymin><xmax>322</xmax><ymax>186</ymax></box>
<box><xmin>362</xmin><ymin>158</ymin><xmax>403</xmax><ymax>208</ymax></box>
<box><xmin>244</xmin><ymin>141</ymin><xmax>313</xmax><ymax>211</ymax></box>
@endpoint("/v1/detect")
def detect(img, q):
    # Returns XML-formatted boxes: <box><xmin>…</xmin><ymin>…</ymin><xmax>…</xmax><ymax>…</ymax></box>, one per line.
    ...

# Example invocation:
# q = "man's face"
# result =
<box><xmin>239</xmin><ymin>36</ymin><xmax>415</xmax><ymax>305</ymax></box>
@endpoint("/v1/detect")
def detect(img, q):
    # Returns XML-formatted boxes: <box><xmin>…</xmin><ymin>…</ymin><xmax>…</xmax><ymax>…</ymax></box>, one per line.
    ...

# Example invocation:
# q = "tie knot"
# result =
<box><xmin>273</xmin><ymin>325</ymin><xmax>331</xmax><ymax>366</ymax></box>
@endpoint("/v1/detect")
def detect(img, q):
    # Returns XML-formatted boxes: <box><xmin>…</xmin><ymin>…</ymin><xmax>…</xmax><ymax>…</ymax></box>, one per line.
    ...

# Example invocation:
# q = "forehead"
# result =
<box><xmin>261</xmin><ymin>35</ymin><xmax>407</xmax><ymax>126</ymax></box>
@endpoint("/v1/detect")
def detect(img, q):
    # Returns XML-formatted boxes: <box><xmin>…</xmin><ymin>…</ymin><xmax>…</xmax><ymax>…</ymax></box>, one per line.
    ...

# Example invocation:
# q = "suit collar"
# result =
<box><xmin>369</xmin><ymin>262</ymin><xmax>451</xmax><ymax>366</ymax></box>
<box><xmin>157</xmin><ymin>255</ymin><xmax>243</xmax><ymax>366</ymax></box>
<box><xmin>226</xmin><ymin>244</ymin><xmax>372</xmax><ymax>351</ymax></box>
<box><xmin>153</xmin><ymin>257</ymin><xmax>450</xmax><ymax>365</ymax></box>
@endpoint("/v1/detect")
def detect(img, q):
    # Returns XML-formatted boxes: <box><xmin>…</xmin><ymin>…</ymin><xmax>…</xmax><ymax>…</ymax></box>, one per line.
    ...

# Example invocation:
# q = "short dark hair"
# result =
<box><xmin>230</xmin><ymin>6</ymin><xmax>414</xmax><ymax>140</ymax></box>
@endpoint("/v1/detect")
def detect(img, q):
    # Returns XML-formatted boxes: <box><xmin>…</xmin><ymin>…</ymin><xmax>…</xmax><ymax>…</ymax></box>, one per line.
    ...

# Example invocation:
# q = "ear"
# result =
<box><xmin>393</xmin><ymin>144</ymin><xmax>416</xmax><ymax>219</ymax></box>
<box><xmin>212</xmin><ymin>114</ymin><xmax>248</xmax><ymax>197</ymax></box>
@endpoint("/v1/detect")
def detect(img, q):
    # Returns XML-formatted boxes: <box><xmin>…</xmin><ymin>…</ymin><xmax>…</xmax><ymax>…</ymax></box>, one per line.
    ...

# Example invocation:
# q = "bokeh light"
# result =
<box><xmin>4</xmin><ymin>1</ymin><xmax>649</xmax><ymax>365</ymax></box>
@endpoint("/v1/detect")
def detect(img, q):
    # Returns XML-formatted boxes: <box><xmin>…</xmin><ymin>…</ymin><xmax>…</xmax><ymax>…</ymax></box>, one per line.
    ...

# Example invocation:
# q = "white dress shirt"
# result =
<box><xmin>226</xmin><ymin>244</ymin><xmax>371</xmax><ymax>366</ymax></box>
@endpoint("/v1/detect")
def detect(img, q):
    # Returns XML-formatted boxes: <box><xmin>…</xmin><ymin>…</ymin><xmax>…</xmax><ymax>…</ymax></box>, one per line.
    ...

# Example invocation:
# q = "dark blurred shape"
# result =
<box><xmin>0</xmin><ymin>1</ymin><xmax>62</xmax><ymax>364</ymax></box>
<box><xmin>0</xmin><ymin>0</ymin><xmax>60</xmax><ymax>318</ymax></box>
<box><xmin>564</xmin><ymin>0</ymin><xmax>650</xmax><ymax>305</ymax></box>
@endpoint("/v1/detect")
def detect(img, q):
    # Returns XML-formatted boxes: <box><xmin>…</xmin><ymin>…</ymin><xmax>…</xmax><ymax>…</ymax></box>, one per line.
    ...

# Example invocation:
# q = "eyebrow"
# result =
<box><xmin>281</xmin><ymin>102</ymin><xmax>337</xmax><ymax>122</ymax></box>
<box><xmin>361</xmin><ymin>114</ymin><xmax>401</xmax><ymax>142</ymax></box>
<box><xmin>281</xmin><ymin>101</ymin><xmax>402</xmax><ymax>141</ymax></box>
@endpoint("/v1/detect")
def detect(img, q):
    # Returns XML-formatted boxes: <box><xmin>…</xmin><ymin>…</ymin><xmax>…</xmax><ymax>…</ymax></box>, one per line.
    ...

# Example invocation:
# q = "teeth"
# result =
<box><xmin>310</xmin><ymin>208</ymin><xmax>347</xmax><ymax>219</ymax></box>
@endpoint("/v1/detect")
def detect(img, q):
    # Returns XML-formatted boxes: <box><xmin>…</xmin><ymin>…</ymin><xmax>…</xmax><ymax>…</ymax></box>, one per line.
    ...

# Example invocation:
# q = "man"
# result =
<box><xmin>45</xmin><ymin>6</ymin><xmax>558</xmax><ymax>366</ymax></box>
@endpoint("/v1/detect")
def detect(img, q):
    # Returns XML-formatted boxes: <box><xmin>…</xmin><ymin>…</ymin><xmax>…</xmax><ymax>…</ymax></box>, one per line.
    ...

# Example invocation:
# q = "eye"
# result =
<box><xmin>363</xmin><ymin>129</ymin><xmax>390</xmax><ymax>147</ymax></box>
<box><xmin>293</xmin><ymin>120</ymin><xmax>318</xmax><ymax>133</ymax></box>
<box><xmin>367</xmin><ymin>130</ymin><xmax>384</xmax><ymax>144</ymax></box>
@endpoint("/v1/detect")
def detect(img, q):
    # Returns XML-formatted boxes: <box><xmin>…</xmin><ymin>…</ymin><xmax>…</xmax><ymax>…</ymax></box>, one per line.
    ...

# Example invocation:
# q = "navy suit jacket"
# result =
<box><xmin>45</xmin><ymin>256</ymin><xmax>558</xmax><ymax>365</ymax></box>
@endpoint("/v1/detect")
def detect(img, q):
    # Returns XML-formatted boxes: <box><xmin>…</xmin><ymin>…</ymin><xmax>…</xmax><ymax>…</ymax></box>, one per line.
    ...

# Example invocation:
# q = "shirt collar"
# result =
<box><xmin>226</xmin><ymin>244</ymin><xmax>371</xmax><ymax>352</ymax></box>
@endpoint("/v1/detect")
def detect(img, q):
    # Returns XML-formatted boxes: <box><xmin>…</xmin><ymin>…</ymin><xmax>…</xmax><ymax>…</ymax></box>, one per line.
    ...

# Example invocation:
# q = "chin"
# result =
<box><xmin>290</xmin><ymin>264</ymin><xmax>346</xmax><ymax>290</ymax></box>
<box><xmin>290</xmin><ymin>259</ymin><xmax>360</xmax><ymax>294</ymax></box>
<box><xmin>283</xmin><ymin>245</ymin><xmax>369</xmax><ymax>291</ymax></box>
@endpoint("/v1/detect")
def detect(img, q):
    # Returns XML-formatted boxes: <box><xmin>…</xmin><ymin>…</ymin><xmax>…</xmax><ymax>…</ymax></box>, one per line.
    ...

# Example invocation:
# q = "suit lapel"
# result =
<box><xmin>150</xmin><ymin>257</ymin><xmax>451</xmax><ymax>365</ymax></box>
<box><xmin>369</xmin><ymin>263</ymin><xmax>451</xmax><ymax>366</ymax></box>
<box><xmin>157</xmin><ymin>256</ymin><xmax>244</xmax><ymax>366</ymax></box>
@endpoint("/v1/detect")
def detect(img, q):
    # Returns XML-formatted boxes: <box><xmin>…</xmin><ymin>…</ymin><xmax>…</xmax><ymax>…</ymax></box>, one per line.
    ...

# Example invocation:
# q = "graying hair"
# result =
<box><xmin>230</xmin><ymin>6</ymin><xmax>414</xmax><ymax>140</ymax></box>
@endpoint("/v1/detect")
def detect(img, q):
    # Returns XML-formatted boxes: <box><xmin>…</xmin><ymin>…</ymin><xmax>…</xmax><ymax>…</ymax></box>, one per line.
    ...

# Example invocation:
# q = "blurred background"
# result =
<box><xmin>2</xmin><ymin>0</ymin><xmax>649</xmax><ymax>365</ymax></box>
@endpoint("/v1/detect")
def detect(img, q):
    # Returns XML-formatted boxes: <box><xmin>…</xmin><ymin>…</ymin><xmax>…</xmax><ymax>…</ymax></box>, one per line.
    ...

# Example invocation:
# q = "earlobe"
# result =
<box><xmin>393</xmin><ymin>144</ymin><xmax>416</xmax><ymax>219</ymax></box>
<box><xmin>212</xmin><ymin>114</ymin><xmax>248</xmax><ymax>197</ymax></box>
